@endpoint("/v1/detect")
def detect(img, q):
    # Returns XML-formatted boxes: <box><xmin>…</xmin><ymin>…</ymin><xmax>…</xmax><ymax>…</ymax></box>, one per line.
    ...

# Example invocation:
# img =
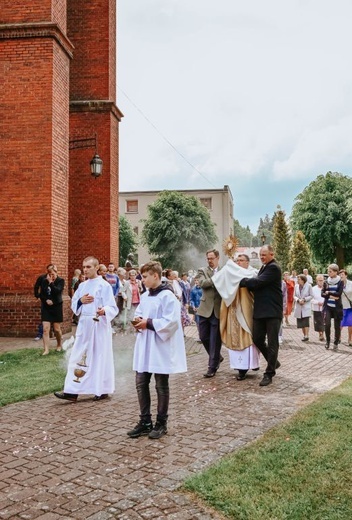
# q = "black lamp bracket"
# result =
<box><xmin>69</xmin><ymin>133</ymin><xmax>98</xmax><ymax>152</ymax></box>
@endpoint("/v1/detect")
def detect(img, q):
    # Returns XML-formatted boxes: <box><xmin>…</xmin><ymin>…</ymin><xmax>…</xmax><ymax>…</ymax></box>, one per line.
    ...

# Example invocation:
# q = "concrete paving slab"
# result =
<box><xmin>1</xmin><ymin>321</ymin><xmax>352</xmax><ymax>519</ymax></box>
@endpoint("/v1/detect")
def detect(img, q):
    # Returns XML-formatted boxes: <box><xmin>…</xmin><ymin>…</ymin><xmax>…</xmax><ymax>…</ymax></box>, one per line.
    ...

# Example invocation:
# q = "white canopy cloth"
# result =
<box><xmin>213</xmin><ymin>259</ymin><xmax>255</xmax><ymax>337</ymax></box>
<box><xmin>213</xmin><ymin>260</ymin><xmax>260</xmax><ymax>370</ymax></box>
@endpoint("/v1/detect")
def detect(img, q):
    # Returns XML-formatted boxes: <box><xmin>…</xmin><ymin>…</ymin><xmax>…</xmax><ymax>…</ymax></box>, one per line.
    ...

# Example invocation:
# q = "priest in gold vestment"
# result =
<box><xmin>213</xmin><ymin>254</ymin><xmax>260</xmax><ymax>380</ymax></box>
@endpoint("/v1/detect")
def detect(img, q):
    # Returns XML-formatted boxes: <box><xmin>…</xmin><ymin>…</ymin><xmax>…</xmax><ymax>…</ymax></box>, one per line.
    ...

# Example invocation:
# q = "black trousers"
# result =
<box><xmin>313</xmin><ymin>310</ymin><xmax>324</xmax><ymax>333</ymax></box>
<box><xmin>324</xmin><ymin>306</ymin><xmax>342</xmax><ymax>345</ymax></box>
<box><xmin>252</xmin><ymin>317</ymin><xmax>281</xmax><ymax>377</ymax></box>
<box><xmin>135</xmin><ymin>372</ymin><xmax>169</xmax><ymax>423</ymax></box>
<box><xmin>198</xmin><ymin>312</ymin><xmax>222</xmax><ymax>371</ymax></box>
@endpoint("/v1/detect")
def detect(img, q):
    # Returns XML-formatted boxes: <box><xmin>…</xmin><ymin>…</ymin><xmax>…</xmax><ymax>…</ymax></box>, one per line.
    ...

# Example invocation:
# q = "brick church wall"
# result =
<box><xmin>68</xmin><ymin>109</ymin><xmax>119</xmax><ymax>273</ymax></box>
<box><xmin>0</xmin><ymin>0</ymin><xmax>71</xmax><ymax>335</ymax></box>
<box><xmin>0</xmin><ymin>0</ymin><xmax>121</xmax><ymax>336</ymax></box>
<box><xmin>68</xmin><ymin>0</ymin><xmax>120</xmax><ymax>274</ymax></box>
<box><xmin>68</xmin><ymin>0</ymin><xmax>115</xmax><ymax>101</ymax></box>
<box><xmin>1</xmin><ymin>0</ymin><xmax>67</xmax><ymax>31</ymax></box>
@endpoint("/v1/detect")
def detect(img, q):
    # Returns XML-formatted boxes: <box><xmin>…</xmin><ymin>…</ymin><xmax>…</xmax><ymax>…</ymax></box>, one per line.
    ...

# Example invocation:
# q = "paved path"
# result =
<box><xmin>1</xmin><ymin>323</ymin><xmax>352</xmax><ymax>519</ymax></box>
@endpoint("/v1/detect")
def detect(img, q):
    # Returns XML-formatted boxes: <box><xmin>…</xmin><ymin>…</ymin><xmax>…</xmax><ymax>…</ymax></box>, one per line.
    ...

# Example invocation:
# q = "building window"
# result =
<box><xmin>126</xmin><ymin>200</ymin><xmax>138</xmax><ymax>213</ymax></box>
<box><xmin>133</xmin><ymin>226</ymin><xmax>139</xmax><ymax>235</ymax></box>
<box><xmin>200</xmin><ymin>197</ymin><xmax>212</xmax><ymax>210</ymax></box>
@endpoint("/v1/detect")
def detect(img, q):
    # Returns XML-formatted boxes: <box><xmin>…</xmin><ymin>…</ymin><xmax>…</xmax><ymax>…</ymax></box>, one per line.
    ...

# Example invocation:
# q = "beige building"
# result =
<box><xmin>119</xmin><ymin>185</ymin><xmax>234</xmax><ymax>267</ymax></box>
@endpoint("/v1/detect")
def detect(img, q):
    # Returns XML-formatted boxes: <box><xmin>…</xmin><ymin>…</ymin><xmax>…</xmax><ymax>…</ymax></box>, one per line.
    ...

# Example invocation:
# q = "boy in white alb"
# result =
<box><xmin>127</xmin><ymin>261</ymin><xmax>187</xmax><ymax>439</ymax></box>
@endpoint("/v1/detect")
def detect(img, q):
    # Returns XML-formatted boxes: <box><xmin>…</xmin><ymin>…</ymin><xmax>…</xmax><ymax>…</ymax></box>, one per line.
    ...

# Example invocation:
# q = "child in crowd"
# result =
<box><xmin>189</xmin><ymin>279</ymin><xmax>202</xmax><ymax>341</ymax></box>
<box><xmin>127</xmin><ymin>261</ymin><xmax>187</xmax><ymax>439</ymax></box>
<box><xmin>70</xmin><ymin>269</ymin><xmax>81</xmax><ymax>297</ymax></box>
<box><xmin>34</xmin><ymin>323</ymin><xmax>43</xmax><ymax>341</ymax></box>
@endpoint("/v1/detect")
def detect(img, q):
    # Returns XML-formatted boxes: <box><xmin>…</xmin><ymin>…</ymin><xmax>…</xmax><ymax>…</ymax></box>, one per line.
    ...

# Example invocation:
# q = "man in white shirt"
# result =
<box><xmin>303</xmin><ymin>269</ymin><xmax>313</xmax><ymax>284</ymax></box>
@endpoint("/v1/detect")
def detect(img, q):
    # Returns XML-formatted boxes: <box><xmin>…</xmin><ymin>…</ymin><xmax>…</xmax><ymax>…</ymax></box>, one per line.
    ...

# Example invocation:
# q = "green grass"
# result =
<box><xmin>0</xmin><ymin>349</ymin><xmax>66</xmax><ymax>406</ymax></box>
<box><xmin>184</xmin><ymin>378</ymin><xmax>352</xmax><ymax>520</ymax></box>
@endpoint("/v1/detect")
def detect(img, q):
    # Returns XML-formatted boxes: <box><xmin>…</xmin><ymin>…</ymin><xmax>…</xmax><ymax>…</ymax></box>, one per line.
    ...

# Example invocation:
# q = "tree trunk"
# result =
<box><xmin>335</xmin><ymin>246</ymin><xmax>345</xmax><ymax>268</ymax></box>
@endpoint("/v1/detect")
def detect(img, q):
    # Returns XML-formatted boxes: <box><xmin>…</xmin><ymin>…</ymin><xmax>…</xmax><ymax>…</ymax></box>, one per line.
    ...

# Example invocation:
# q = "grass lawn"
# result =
<box><xmin>184</xmin><ymin>378</ymin><xmax>352</xmax><ymax>520</ymax></box>
<box><xmin>0</xmin><ymin>348</ymin><xmax>66</xmax><ymax>407</ymax></box>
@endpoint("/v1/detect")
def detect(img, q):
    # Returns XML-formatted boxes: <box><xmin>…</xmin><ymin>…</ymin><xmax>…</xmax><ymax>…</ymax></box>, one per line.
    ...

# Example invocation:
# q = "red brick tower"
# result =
<box><xmin>68</xmin><ymin>0</ymin><xmax>122</xmax><ymax>273</ymax></box>
<box><xmin>0</xmin><ymin>1</ymin><xmax>122</xmax><ymax>336</ymax></box>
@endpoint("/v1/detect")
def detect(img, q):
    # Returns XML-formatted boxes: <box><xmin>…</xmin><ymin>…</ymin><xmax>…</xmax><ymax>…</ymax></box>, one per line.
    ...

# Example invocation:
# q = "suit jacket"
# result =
<box><xmin>196</xmin><ymin>266</ymin><xmax>222</xmax><ymax>319</ymax></box>
<box><xmin>34</xmin><ymin>273</ymin><xmax>46</xmax><ymax>298</ymax></box>
<box><xmin>240</xmin><ymin>259</ymin><xmax>282</xmax><ymax>319</ymax></box>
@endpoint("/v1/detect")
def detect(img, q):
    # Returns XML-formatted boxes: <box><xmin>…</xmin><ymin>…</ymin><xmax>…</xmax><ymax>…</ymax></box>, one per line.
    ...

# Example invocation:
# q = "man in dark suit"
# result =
<box><xmin>239</xmin><ymin>245</ymin><xmax>282</xmax><ymax>386</ymax></box>
<box><xmin>196</xmin><ymin>249</ymin><xmax>223</xmax><ymax>378</ymax></box>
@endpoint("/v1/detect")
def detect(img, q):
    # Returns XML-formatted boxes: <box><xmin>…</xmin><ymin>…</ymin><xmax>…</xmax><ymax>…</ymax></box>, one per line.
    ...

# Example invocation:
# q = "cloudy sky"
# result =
<box><xmin>118</xmin><ymin>0</ymin><xmax>352</xmax><ymax>232</ymax></box>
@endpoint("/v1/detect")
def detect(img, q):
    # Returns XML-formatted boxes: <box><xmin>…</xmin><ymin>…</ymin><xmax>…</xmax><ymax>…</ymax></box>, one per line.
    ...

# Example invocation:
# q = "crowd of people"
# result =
<box><xmin>283</xmin><ymin>265</ymin><xmax>352</xmax><ymax>350</ymax></box>
<box><xmin>33</xmin><ymin>249</ymin><xmax>352</xmax><ymax>439</ymax></box>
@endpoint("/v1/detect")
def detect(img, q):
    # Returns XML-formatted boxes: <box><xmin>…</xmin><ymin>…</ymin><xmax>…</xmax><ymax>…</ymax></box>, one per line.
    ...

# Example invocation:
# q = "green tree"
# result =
<box><xmin>141</xmin><ymin>191</ymin><xmax>217</xmax><ymax>272</ymax></box>
<box><xmin>289</xmin><ymin>230</ymin><xmax>313</xmax><ymax>275</ymax></box>
<box><xmin>256</xmin><ymin>213</ymin><xmax>275</xmax><ymax>245</ymax></box>
<box><xmin>290</xmin><ymin>172</ymin><xmax>352</xmax><ymax>267</ymax></box>
<box><xmin>272</xmin><ymin>206</ymin><xmax>291</xmax><ymax>272</ymax></box>
<box><xmin>119</xmin><ymin>215</ymin><xmax>138</xmax><ymax>267</ymax></box>
<box><xmin>233</xmin><ymin>219</ymin><xmax>254</xmax><ymax>247</ymax></box>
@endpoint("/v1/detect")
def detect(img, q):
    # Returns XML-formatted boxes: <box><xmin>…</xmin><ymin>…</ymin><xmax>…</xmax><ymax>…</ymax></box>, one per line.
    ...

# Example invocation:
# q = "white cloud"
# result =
<box><xmin>273</xmin><ymin>115</ymin><xmax>352</xmax><ymax>179</ymax></box>
<box><xmin>118</xmin><ymin>0</ymin><xmax>352</xmax><ymax>223</ymax></box>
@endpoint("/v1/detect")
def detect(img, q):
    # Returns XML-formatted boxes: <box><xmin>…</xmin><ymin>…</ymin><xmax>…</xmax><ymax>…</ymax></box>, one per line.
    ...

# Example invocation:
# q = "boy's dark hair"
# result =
<box><xmin>141</xmin><ymin>261</ymin><xmax>162</xmax><ymax>278</ymax></box>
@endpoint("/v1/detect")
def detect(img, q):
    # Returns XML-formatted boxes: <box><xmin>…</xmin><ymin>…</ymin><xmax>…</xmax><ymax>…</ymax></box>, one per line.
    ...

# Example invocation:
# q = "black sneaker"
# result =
<box><xmin>259</xmin><ymin>375</ymin><xmax>272</xmax><ymax>387</ymax></box>
<box><xmin>54</xmin><ymin>392</ymin><xmax>77</xmax><ymax>402</ymax></box>
<box><xmin>93</xmin><ymin>394</ymin><xmax>109</xmax><ymax>401</ymax></box>
<box><xmin>216</xmin><ymin>355</ymin><xmax>224</xmax><ymax>370</ymax></box>
<box><xmin>127</xmin><ymin>421</ymin><xmax>153</xmax><ymax>438</ymax></box>
<box><xmin>148</xmin><ymin>422</ymin><xmax>168</xmax><ymax>439</ymax></box>
<box><xmin>236</xmin><ymin>374</ymin><xmax>246</xmax><ymax>381</ymax></box>
<box><xmin>203</xmin><ymin>369</ymin><xmax>216</xmax><ymax>378</ymax></box>
<box><xmin>236</xmin><ymin>369</ymin><xmax>247</xmax><ymax>381</ymax></box>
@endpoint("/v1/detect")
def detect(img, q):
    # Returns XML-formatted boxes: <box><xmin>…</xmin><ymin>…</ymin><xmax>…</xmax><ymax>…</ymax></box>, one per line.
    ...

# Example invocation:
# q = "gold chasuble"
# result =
<box><xmin>220</xmin><ymin>288</ymin><xmax>254</xmax><ymax>350</ymax></box>
<box><xmin>213</xmin><ymin>258</ymin><xmax>256</xmax><ymax>352</ymax></box>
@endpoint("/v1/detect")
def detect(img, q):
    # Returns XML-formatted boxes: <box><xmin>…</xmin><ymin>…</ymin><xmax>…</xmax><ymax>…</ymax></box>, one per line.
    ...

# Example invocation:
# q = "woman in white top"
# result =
<box><xmin>293</xmin><ymin>274</ymin><xmax>313</xmax><ymax>342</ymax></box>
<box><xmin>339</xmin><ymin>269</ymin><xmax>352</xmax><ymax>347</ymax></box>
<box><xmin>311</xmin><ymin>274</ymin><xmax>325</xmax><ymax>341</ymax></box>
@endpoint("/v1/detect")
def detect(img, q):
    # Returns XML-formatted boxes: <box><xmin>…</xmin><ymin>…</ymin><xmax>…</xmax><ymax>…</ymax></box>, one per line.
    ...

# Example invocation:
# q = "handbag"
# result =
<box><xmin>188</xmin><ymin>305</ymin><xmax>195</xmax><ymax>315</ymax></box>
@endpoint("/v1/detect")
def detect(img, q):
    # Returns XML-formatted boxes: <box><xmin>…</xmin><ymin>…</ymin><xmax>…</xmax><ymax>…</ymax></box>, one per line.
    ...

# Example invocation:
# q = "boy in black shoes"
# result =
<box><xmin>127</xmin><ymin>262</ymin><xmax>187</xmax><ymax>439</ymax></box>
